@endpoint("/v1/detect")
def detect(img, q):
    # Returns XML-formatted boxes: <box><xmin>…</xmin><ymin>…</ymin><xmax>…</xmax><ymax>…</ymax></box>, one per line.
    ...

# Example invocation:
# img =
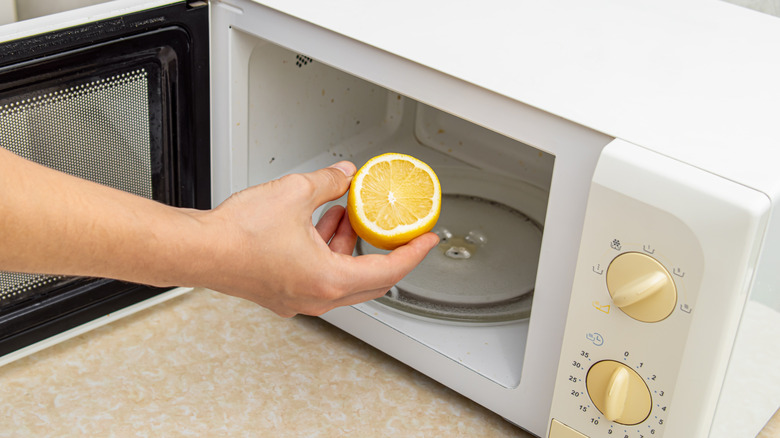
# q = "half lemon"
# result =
<box><xmin>347</xmin><ymin>153</ymin><xmax>441</xmax><ymax>250</ymax></box>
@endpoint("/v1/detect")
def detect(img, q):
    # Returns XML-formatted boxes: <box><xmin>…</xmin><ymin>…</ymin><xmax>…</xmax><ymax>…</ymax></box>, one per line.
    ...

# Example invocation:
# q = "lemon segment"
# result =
<box><xmin>347</xmin><ymin>153</ymin><xmax>441</xmax><ymax>250</ymax></box>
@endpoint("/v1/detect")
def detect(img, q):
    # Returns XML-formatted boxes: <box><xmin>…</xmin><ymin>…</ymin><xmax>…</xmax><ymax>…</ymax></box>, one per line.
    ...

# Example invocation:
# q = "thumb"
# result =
<box><xmin>301</xmin><ymin>161</ymin><xmax>357</xmax><ymax>208</ymax></box>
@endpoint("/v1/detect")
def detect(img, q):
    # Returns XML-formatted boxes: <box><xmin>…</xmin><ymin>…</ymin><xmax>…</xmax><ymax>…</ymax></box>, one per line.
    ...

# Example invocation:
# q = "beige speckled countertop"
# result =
<box><xmin>0</xmin><ymin>288</ymin><xmax>777</xmax><ymax>437</ymax></box>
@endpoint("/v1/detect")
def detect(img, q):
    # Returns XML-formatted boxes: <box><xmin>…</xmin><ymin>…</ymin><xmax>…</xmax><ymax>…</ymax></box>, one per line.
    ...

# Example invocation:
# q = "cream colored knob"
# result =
<box><xmin>606</xmin><ymin>252</ymin><xmax>677</xmax><ymax>322</ymax></box>
<box><xmin>586</xmin><ymin>360</ymin><xmax>652</xmax><ymax>425</ymax></box>
<box><xmin>603</xmin><ymin>366</ymin><xmax>630</xmax><ymax>421</ymax></box>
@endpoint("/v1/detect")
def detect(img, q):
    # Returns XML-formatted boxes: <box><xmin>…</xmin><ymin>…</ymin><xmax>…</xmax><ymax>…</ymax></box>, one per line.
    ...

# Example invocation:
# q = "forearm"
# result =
<box><xmin>0</xmin><ymin>147</ymin><xmax>209</xmax><ymax>287</ymax></box>
<box><xmin>1</xmin><ymin>149</ymin><xmax>438</xmax><ymax>317</ymax></box>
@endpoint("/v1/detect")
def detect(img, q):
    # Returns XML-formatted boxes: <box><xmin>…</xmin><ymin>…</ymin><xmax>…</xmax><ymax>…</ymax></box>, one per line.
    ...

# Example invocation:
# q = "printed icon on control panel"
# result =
<box><xmin>586</xmin><ymin>332</ymin><xmax>605</xmax><ymax>346</ymax></box>
<box><xmin>592</xmin><ymin>301</ymin><xmax>611</xmax><ymax>314</ymax></box>
<box><xmin>642</xmin><ymin>244</ymin><xmax>655</xmax><ymax>254</ymax></box>
<box><xmin>673</xmin><ymin>267</ymin><xmax>685</xmax><ymax>278</ymax></box>
<box><xmin>592</xmin><ymin>264</ymin><xmax>604</xmax><ymax>275</ymax></box>
<box><xmin>680</xmin><ymin>303</ymin><xmax>692</xmax><ymax>313</ymax></box>
<box><xmin>610</xmin><ymin>239</ymin><xmax>622</xmax><ymax>251</ymax></box>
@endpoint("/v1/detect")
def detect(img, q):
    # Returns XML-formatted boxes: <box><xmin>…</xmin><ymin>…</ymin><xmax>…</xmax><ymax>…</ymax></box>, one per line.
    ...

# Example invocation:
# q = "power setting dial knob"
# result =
<box><xmin>586</xmin><ymin>360</ymin><xmax>652</xmax><ymax>425</ymax></box>
<box><xmin>606</xmin><ymin>252</ymin><xmax>677</xmax><ymax>322</ymax></box>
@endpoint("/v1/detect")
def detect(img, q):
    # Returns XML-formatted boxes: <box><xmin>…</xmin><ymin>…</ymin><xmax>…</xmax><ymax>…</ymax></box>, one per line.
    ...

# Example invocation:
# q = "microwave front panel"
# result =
<box><xmin>211</xmin><ymin>1</ymin><xmax>618</xmax><ymax>435</ymax></box>
<box><xmin>0</xmin><ymin>1</ymin><xmax>209</xmax><ymax>359</ymax></box>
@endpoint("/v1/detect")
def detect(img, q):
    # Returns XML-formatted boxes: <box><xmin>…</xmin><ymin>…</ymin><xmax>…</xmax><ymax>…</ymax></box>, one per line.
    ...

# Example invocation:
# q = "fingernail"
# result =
<box><xmin>329</xmin><ymin>161</ymin><xmax>356</xmax><ymax>177</ymax></box>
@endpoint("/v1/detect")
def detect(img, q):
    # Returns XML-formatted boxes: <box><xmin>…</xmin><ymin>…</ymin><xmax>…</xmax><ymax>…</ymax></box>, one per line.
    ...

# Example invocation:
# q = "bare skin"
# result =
<box><xmin>0</xmin><ymin>147</ymin><xmax>439</xmax><ymax>317</ymax></box>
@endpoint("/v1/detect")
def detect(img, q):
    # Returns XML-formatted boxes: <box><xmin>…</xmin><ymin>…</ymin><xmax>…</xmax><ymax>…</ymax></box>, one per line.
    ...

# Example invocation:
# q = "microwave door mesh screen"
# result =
<box><xmin>0</xmin><ymin>68</ymin><xmax>154</xmax><ymax>307</ymax></box>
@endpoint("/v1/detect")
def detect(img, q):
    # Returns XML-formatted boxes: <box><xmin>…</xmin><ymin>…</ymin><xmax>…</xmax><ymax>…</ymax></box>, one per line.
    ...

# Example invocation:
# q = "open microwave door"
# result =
<box><xmin>0</xmin><ymin>0</ymin><xmax>209</xmax><ymax>363</ymax></box>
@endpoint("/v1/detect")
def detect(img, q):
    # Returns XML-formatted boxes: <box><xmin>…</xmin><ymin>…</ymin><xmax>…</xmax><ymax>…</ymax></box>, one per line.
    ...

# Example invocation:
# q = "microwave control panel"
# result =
<box><xmin>548</xmin><ymin>140</ymin><xmax>769</xmax><ymax>437</ymax></box>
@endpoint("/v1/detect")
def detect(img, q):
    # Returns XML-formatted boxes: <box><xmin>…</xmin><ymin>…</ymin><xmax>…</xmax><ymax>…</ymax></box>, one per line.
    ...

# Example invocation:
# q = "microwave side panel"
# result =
<box><xmin>710</xmin><ymin>185</ymin><xmax>780</xmax><ymax>437</ymax></box>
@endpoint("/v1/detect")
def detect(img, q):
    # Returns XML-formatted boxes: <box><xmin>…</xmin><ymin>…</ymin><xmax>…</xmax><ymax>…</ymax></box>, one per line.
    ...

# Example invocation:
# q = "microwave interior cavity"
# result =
<box><xmin>235</xmin><ymin>31</ymin><xmax>555</xmax><ymax>389</ymax></box>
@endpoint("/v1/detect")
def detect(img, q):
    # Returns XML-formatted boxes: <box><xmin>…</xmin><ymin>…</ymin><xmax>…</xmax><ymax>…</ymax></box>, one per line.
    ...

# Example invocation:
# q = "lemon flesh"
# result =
<box><xmin>347</xmin><ymin>153</ymin><xmax>441</xmax><ymax>250</ymax></box>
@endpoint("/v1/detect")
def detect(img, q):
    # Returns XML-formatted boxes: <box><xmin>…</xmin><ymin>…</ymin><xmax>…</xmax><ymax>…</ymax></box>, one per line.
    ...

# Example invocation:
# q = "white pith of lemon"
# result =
<box><xmin>347</xmin><ymin>153</ymin><xmax>441</xmax><ymax>250</ymax></box>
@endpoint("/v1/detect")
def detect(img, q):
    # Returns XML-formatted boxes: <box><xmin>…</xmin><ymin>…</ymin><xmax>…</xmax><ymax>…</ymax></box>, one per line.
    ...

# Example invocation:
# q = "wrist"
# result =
<box><xmin>157</xmin><ymin>206</ymin><xmax>242</xmax><ymax>291</ymax></box>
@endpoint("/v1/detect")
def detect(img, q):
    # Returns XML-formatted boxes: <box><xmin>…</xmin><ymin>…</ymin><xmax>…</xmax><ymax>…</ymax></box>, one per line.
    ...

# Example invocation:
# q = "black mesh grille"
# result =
<box><xmin>0</xmin><ymin>68</ymin><xmax>154</xmax><ymax>309</ymax></box>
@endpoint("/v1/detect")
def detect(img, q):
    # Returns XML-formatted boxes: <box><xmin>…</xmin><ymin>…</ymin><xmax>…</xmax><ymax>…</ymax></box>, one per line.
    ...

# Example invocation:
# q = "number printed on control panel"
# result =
<box><xmin>564</xmin><ymin>348</ymin><xmax>670</xmax><ymax>437</ymax></box>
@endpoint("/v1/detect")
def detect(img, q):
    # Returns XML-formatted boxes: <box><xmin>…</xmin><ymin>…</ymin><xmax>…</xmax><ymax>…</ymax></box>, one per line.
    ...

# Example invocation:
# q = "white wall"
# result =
<box><xmin>4</xmin><ymin>0</ymin><xmax>780</xmax><ymax>25</ymax></box>
<box><xmin>725</xmin><ymin>0</ymin><xmax>780</xmax><ymax>17</ymax></box>
<box><xmin>13</xmin><ymin>0</ymin><xmax>112</xmax><ymax>21</ymax></box>
<box><xmin>0</xmin><ymin>0</ymin><xmax>17</xmax><ymax>25</ymax></box>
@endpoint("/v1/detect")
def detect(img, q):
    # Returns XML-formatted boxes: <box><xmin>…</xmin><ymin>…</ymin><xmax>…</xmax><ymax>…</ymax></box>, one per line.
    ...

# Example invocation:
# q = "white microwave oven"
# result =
<box><xmin>1</xmin><ymin>1</ymin><xmax>778</xmax><ymax>437</ymax></box>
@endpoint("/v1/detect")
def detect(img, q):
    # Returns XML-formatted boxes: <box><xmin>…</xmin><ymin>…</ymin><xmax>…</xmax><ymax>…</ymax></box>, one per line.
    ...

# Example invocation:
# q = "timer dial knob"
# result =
<box><xmin>606</xmin><ymin>252</ymin><xmax>677</xmax><ymax>322</ymax></box>
<box><xmin>586</xmin><ymin>360</ymin><xmax>652</xmax><ymax>425</ymax></box>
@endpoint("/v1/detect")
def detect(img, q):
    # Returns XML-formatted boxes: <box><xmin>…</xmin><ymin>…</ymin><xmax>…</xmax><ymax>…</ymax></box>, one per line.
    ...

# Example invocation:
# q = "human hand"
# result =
<box><xmin>189</xmin><ymin>162</ymin><xmax>439</xmax><ymax>317</ymax></box>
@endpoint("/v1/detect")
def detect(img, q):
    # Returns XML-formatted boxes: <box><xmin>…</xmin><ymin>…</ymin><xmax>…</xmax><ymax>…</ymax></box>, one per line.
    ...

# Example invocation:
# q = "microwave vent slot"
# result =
<box><xmin>295</xmin><ymin>55</ymin><xmax>313</xmax><ymax>68</ymax></box>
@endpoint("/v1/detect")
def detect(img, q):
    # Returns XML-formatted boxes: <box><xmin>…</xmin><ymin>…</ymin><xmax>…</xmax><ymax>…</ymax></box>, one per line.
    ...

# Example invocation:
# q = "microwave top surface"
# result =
<box><xmin>250</xmin><ymin>0</ymin><xmax>780</xmax><ymax>195</ymax></box>
<box><xmin>3</xmin><ymin>0</ymin><xmax>780</xmax><ymax>195</ymax></box>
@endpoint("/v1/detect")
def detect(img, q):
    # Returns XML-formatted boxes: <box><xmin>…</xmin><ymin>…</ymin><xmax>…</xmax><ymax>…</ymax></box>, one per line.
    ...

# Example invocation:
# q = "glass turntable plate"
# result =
<box><xmin>357</xmin><ymin>167</ymin><xmax>547</xmax><ymax>324</ymax></box>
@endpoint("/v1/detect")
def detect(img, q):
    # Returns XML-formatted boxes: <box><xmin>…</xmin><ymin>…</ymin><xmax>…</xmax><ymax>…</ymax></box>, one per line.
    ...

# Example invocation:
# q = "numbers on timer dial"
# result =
<box><xmin>569</xmin><ymin>350</ymin><xmax>666</xmax><ymax>433</ymax></box>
